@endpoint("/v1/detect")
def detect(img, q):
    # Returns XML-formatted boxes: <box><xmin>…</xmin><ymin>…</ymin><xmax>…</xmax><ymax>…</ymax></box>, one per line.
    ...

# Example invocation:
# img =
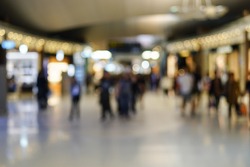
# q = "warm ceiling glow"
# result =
<box><xmin>91</xmin><ymin>50</ymin><xmax>112</xmax><ymax>60</ymax></box>
<box><xmin>142</xmin><ymin>50</ymin><xmax>160</xmax><ymax>60</ymax></box>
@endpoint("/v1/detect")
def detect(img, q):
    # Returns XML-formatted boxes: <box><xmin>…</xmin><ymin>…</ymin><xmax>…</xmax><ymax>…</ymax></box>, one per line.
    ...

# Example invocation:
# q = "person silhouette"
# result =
<box><xmin>69</xmin><ymin>77</ymin><xmax>81</xmax><ymax>121</ymax></box>
<box><xmin>36</xmin><ymin>70</ymin><xmax>49</xmax><ymax>110</ymax></box>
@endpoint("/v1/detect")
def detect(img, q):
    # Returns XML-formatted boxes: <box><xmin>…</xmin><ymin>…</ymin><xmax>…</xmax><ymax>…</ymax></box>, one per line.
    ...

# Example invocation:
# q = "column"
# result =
<box><xmin>38</xmin><ymin>47</ymin><xmax>45</xmax><ymax>72</ymax></box>
<box><xmin>0</xmin><ymin>45</ymin><xmax>7</xmax><ymax>116</ymax></box>
<box><xmin>201</xmin><ymin>49</ymin><xmax>209</xmax><ymax>76</ymax></box>
<box><xmin>239</xmin><ymin>30</ymin><xmax>249</xmax><ymax>92</ymax></box>
<box><xmin>193</xmin><ymin>45</ymin><xmax>204</xmax><ymax>75</ymax></box>
<box><xmin>160</xmin><ymin>50</ymin><xmax>167</xmax><ymax>76</ymax></box>
<box><xmin>244</xmin><ymin>30</ymin><xmax>249</xmax><ymax>87</ymax></box>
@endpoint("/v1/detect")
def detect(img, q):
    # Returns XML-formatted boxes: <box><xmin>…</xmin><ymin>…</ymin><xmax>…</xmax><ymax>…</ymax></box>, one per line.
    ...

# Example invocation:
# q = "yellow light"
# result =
<box><xmin>92</xmin><ymin>50</ymin><xmax>112</xmax><ymax>60</ymax></box>
<box><xmin>8</xmin><ymin>32</ymin><xmax>14</xmax><ymax>39</ymax></box>
<box><xmin>180</xmin><ymin>50</ymin><xmax>190</xmax><ymax>58</ymax></box>
<box><xmin>0</xmin><ymin>29</ymin><xmax>5</xmax><ymax>36</ymax></box>
<box><xmin>17</xmin><ymin>34</ymin><xmax>23</xmax><ymax>41</ymax></box>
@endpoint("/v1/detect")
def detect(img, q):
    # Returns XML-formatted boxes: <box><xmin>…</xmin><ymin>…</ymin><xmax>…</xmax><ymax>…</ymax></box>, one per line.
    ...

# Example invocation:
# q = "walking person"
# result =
<box><xmin>69</xmin><ymin>77</ymin><xmax>81</xmax><ymax>121</ymax></box>
<box><xmin>160</xmin><ymin>74</ymin><xmax>173</xmax><ymax>96</ymax></box>
<box><xmin>137</xmin><ymin>74</ymin><xmax>146</xmax><ymax>110</ymax></box>
<box><xmin>36</xmin><ymin>70</ymin><xmax>49</xmax><ymax>110</ymax></box>
<box><xmin>209</xmin><ymin>70</ymin><xmax>223</xmax><ymax>111</ymax></box>
<box><xmin>176</xmin><ymin>67</ymin><xmax>195</xmax><ymax>116</ymax></box>
<box><xmin>99</xmin><ymin>71</ymin><xmax>114</xmax><ymax>121</ymax></box>
<box><xmin>130</xmin><ymin>74</ymin><xmax>139</xmax><ymax>114</ymax></box>
<box><xmin>246</xmin><ymin>72</ymin><xmax>250</xmax><ymax>127</ymax></box>
<box><xmin>150</xmin><ymin>72</ymin><xmax>159</xmax><ymax>91</ymax></box>
<box><xmin>85</xmin><ymin>72</ymin><xmax>93</xmax><ymax>94</ymax></box>
<box><xmin>200</xmin><ymin>72</ymin><xmax>211</xmax><ymax>93</ymax></box>
<box><xmin>225</xmin><ymin>72</ymin><xmax>241</xmax><ymax>119</ymax></box>
<box><xmin>192</xmin><ymin>66</ymin><xmax>202</xmax><ymax>108</ymax></box>
<box><xmin>116</xmin><ymin>72</ymin><xmax>132</xmax><ymax>119</ymax></box>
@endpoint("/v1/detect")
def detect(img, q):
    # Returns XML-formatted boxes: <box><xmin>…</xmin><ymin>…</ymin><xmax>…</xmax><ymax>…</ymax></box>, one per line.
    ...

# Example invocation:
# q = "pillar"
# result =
<box><xmin>201</xmin><ymin>49</ymin><xmax>209</xmax><ymax>76</ymax></box>
<box><xmin>0</xmin><ymin>46</ymin><xmax>7</xmax><ymax>116</ymax></box>
<box><xmin>239</xmin><ymin>30</ymin><xmax>249</xmax><ymax>92</ymax></box>
<box><xmin>193</xmin><ymin>44</ymin><xmax>205</xmax><ymax>75</ymax></box>
<box><xmin>160</xmin><ymin>50</ymin><xmax>167</xmax><ymax>76</ymax></box>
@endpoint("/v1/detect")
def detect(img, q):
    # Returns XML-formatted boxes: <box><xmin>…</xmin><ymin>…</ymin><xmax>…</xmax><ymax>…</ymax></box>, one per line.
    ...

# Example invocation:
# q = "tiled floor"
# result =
<box><xmin>0</xmin><ymin>91</ymin><xmax>249</xmax><ymax>167</ymax></box>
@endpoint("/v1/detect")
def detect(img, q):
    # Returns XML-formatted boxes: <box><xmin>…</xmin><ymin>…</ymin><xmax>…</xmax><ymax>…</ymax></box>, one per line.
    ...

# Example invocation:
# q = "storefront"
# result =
<box><xmin>6</xmin><ymin>51</ymin><xmax>39</xmax><ymax>94</ymax></box>
<box><xmin>208</xmin><ymin>45</ymin><xmax>240</xmax><ymax>81</ymax></box>
<box><xmin>46</xmin><ymin>56</ymin><xmax>70</xmax><ymax>96</ymax></box>
<box><xmin>167</xmin><ymin>54</ymin><xmax>177</xmax><ymax>77</ymax></box>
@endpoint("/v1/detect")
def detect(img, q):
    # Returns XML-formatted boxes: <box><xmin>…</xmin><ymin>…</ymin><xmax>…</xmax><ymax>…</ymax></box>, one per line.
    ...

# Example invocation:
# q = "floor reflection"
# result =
<box><xmin>8</xmin><ymin>100</ymin><xmax>38</xmax><ymax>135</ymax></box>
<box><xmin>7</xmin><ymin>100</ymin><xmax>39</xmax><ymax>162</ymax></box>
<box><xmin>1</xmin><ymin>93</ymin><xmax>250</xmax><ymax>167</ymax></box>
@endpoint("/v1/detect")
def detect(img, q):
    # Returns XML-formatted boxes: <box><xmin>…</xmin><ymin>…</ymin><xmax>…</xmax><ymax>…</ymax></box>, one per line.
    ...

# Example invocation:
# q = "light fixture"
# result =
<box><xmin>180</xmin><ymin>50</ymin><xmax>190</xmax><ymax>57</ymax></box>
<box><xmin>91</xmin><ymin>50</ymin><xmax>112</xmax><ymax>60</ymax></box>
<box><xmin>141</xmin><ymin>61</ymin><xmax>150</xmax><ymax>69</ymax></box>
<box><xmin>151</xmin><ymin>51</ymin><xmax>160</xmax><ymax>60</ymax></box>
<box><xmin>1</xmin><ymin>40</ymin><xmax>15</xmax><ymax>50</ymax></box>
<box><xmin>142</xmin><ymin>50</ymin><xmax>160</xmax><ymax>60</ymax></box>
<box><xmin>105</xmin><ymin>63</ymin><xmax>116</xmax><ymax>72</ymax></box>
<box><xmin>81</xmin><ymin>46</ymin><xmax>92</xmax><ymax>58</ymax></box>
<box><xmin>169</xmin><ymin>0</ymin><xmax>228</xmax><ymax>20</ymax></box>
<box><xmin>67</xmin><ymin>64</ymin><xmax>75</xmax><ymax>77</ymax></box>
<box><xmin>132</xmin><ymin>64</ymin><xmax>140</xmax><ymax>73</ymax></box>
<box><xmin>19</xmin><ymin>44</ymin><xmax>28</xmax><ymax>54</ymax></box>
<box><xmin>142</xmin><ymin>51</ymin><xmax>151</xmax><ymax>59</ymax></box>
<box><xmin>56</xmin><ymin>50</ymin><xmax>64</xmax><ymax>61</ymax></box>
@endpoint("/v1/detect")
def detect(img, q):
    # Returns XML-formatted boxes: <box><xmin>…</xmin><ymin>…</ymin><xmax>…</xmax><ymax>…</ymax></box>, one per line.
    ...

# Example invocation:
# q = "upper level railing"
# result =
<box><xmin>0</xmin><ymin>21</ymin><xmax>85</xmax><ymax>55</ymax></box>
<box><xmin>167</xmin><ymin>15</ymin><xmax>250</xmax><ymax>53</ymax></box>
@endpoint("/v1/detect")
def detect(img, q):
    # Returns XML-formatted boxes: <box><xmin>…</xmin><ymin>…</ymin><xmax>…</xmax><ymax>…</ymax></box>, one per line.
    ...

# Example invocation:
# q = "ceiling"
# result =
<box><xmin>0</xmin><ymin>0</ymin><xmax>249</xmax><ymax>50</ymax></box>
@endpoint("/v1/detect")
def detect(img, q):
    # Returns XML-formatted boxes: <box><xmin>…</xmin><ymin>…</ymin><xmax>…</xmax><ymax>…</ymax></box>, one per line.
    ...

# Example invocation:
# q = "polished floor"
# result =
<box><xmin>0</xmin><ymin>91</ymin><xmax>250</xmax><ymax>167</ymax></box>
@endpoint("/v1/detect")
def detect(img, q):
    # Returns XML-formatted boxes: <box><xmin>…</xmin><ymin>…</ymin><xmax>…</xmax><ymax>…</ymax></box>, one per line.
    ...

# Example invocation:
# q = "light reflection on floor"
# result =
<box><xmin>6</xmin><ymin>100</ymin><xmax>39</xmax><ymax>164</ymax></box>
<box><xmin>0</xmin><ymin>92</ymin><xmax>250</xmax><ymax>167</ymax></box>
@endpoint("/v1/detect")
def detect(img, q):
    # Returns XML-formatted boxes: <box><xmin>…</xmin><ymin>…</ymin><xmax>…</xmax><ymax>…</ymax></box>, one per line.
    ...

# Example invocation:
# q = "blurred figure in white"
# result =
<box><xmin>160</xmin><ymin>74</ymin><xmax>173</xmax><ymax>96</ymax></box>
<box><xmin>176</xmin><ymin>67</ymin><xmax>195</xmax><ymax>116</ymax></box>
<box><xmin>199</xmin><ymin>72</ymin><xmax>211</xmax><ymax>93</ymax></box>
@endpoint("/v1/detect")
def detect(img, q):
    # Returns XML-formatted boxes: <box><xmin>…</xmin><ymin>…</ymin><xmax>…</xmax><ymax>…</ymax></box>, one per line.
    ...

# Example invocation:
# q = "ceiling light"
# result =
<box><xmin>91</xmin><ymin>50</ymin><xmax>112</xmax><ymax>60</ymax></box>
<box><xmin>132</xmin><ymin>64</ymin><xmax>140</xmax><ymax>73</ymax></box>
<box><xmin>19</xmin><ymin>44</ymin><xmax>28</xmax><ymax>54</ymax></box>
<box><xmin>81</xmin><ymin>46</ymin><xmax>92</xmax><ymax>58</ymax></box>
<box><xmin>142</xmin><ymin>50</ymin><xmax>160</xmax><ymax>60</ymax></box>
<box><xmin>56</xmin><ymin>50</ymin><xmax>64</xmax><ymax>61</ymax></box>
<box><xmin>169</xmin><ymin>0</ymin><xmax>228</xmax><ymax>20</ymax></box>
<box><xmin>142</xmin><ymin>51</ymin><xmax>151</xmax><ymax>59</ymax></box>
<box><xmin>200</xmin><ymin>5</ymin><xmax>228</xmax><ymax>19</ymax></box>
<box><xmin>141</xmin><ymin>61</ymin><xmax>150</xmax><ymax>69</ymax></box>
<box><xmin>105</xmin><ymin>63</ymin><xmax>116</xmax><ymax>72</ymax></box>
<box><xmin>151</xmin><ymin>51</ymin><xmax>160</xmax><ymax>60</ymax></box>
<box><xmin>1</xmin><ymin>40</ymin><xmax>15</xmax><ymax>50</ymax></box>
<box><xmin>67</xmin><ymin>64</ymin><xmax>75</xmax><ymax>77</ymax></box>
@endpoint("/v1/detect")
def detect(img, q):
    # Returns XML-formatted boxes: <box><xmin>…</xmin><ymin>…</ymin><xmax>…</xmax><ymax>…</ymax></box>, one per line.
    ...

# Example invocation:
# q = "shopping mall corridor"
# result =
<box><xmin>0</xmin><ymin>92</ymin><xmax>249</xmax><ymax>167</ymax></box>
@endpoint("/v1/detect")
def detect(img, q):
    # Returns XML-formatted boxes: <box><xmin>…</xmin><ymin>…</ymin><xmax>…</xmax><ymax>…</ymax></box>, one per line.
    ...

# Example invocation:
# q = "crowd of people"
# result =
<box><xmin>174</xmin><ymin>67</ymin><xmax>247</xmax><ymax>119</ymax></box>
<box><xmin>35</xmin><ymin>67</ymin><xmax>250</xmax><ymax>122</ymax></box>
<box><xmin>98</xmin><ymin>71</ymin><xmax>146</xmax><ymax>121</ymax></box>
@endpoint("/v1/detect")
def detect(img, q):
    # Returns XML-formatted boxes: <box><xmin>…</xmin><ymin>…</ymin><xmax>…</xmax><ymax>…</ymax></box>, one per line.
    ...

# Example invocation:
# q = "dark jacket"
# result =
<box><xmin>225</xmin><ymin>80</ymin><xmax>239</xmax><ymax>104</ymax></box>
